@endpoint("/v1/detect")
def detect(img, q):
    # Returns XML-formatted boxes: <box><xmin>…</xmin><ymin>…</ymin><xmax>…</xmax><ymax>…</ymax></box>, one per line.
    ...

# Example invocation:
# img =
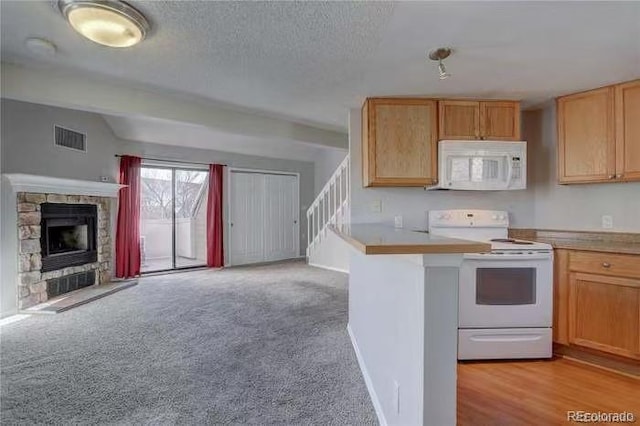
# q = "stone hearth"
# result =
<box><xmin>17</xmin><ymin>192</ymin><xmax>112</xmax><ymax>309</ymax></box>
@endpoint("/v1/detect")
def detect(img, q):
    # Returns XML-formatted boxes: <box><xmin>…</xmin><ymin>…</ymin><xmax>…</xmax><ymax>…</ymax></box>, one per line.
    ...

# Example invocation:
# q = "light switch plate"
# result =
<box><xmin>601</xmin><ymin>215</ymin><xmax>613</xmax><ymax>229</ymax></box>
<box><xmin>394</xmin><ymin>215</ymin><xmax>403</xmax><ymax>228</ymax></box>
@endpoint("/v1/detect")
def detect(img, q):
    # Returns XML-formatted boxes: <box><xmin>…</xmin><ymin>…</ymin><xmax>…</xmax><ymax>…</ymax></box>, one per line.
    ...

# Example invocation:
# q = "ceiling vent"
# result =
<box><xmin>54</xmin><ymin>125</ymin><xmax>86</xmax><ymax>152</ymax></box>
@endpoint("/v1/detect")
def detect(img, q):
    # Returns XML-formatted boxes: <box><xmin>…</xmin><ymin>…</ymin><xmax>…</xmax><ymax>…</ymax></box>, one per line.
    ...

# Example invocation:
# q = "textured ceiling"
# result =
<box><xmin>1</xmin><ymin>1</ymin><xmax>639</xmax><ymax>132</ymax></box>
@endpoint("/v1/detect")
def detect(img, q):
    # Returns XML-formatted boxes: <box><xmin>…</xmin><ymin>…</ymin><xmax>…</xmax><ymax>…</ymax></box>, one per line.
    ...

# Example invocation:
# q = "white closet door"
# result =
<box><xmin>263</xmin><ymin>174</ymin><xmax>299</xmax><ymax>261</ymax></box>
<box><xmin>229</xmin><ymin>172</ymin><xmax>265</xmax><ymax>265</ymax></box>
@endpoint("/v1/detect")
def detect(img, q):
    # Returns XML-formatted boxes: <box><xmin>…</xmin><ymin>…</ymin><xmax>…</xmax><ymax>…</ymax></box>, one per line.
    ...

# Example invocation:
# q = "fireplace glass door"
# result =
<box><xmin>140</xmin><ymin>166</ymin><xmax>209</xmax><ymax>273</ymax></box>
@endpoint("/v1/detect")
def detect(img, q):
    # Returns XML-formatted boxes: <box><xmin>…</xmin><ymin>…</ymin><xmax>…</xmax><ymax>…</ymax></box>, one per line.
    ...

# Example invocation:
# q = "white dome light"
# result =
<box><xmin>58</xmin><ymin>0</ymin><xmax>150</xmax><ymax>48</ymax></box>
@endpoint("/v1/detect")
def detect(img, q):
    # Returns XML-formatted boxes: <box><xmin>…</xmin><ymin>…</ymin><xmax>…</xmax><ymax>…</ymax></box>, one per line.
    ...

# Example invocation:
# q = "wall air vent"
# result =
<box><xmin>54</xmin><ymin>125</ymin><xmax>86</xmax><ymax>152</ymax></box>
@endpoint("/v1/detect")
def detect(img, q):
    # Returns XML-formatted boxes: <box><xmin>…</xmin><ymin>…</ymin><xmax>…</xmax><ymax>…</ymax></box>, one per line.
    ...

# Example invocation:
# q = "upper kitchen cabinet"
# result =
<box><xmin>362</xmin><ymin>98</ymin><xmax>438</xmax><ymax>187</ymax></box>
<box><xmin>557</xmin><ymin>79</ymin><xmax>640</xmax><ymax>184</ymax></box>
<box><xmin>438</xmin><ymin>100</ymin><xmax>521</xmax><ymax>141</ymax></box>
<box><xmin>557</xmin><ymin>86</ymin><xmax>616</xmax><ymax>183</ymax></box>
<box><xmin>615</xmin><ymin>80</ymin><xmax>640</xmax><ymax>182</ymax></box>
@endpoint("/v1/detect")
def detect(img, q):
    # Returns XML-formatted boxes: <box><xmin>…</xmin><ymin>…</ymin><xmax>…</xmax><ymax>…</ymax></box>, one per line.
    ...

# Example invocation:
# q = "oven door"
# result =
<box><xmin>459</xmin><ymin>253</ymin><xmax>553</xmax><ymax>328</ymax></box>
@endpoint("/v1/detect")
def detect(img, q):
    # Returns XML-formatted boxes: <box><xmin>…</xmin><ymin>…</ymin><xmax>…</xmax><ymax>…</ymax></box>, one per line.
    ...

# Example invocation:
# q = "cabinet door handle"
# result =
<box><xmin>616</xmin><ymin>174</ymin><xmax>623</xmax><ymax>179</ymax></box>
<box><xmin>602</xmin><ymin>262</ymin><xmax>611</xmax><ymax>268</ymax></box>
<box><xmin>608</xmin><ymin>175</ymin><xmax>615</xmax><ymax>179</ymax></box>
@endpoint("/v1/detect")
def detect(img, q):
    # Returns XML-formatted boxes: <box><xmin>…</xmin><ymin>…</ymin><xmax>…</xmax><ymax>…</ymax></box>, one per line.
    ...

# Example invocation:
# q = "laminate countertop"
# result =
<box><xmin>509</xmin><ymin>229</ymin><xmax>640</xmax><ymax>255</ymax></box>
<box><xmin>534</xmin><ymin>239</ymin><xmax>640</xmax><ymax>255</ymax></box>
<box><xmin>330</xmin><ymin>224</ymin><xmax>490</xmax><ymax>255</ymax></box>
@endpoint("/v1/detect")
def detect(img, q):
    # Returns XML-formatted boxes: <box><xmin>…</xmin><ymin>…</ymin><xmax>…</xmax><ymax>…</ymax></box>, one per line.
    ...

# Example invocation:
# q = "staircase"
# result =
<box><xmin>306</xmin><ymin>155</ymin><xmax>351</xmax><ymax>272</ymax></box>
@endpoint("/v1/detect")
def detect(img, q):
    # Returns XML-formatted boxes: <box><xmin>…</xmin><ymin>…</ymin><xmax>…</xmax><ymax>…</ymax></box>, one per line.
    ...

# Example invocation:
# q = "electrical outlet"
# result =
<box><xmin>394</xmin><ymin>215</ymin><xmax>403</xmax><ymax>228</ymax></box>
<box><xmin>100</xmin><ymin>176</ymin><xmax>110</xmax><ymax>183</ymax></box>
<box><xmin>371</xmin><ymin>200</ymin><xmax>382</xmax><ymax>213</ymax></box>
<box><xmin>393</xmin><ymin>381</ymin><xmax>400</xmax><ymax>414</ymax></box>
<box><xmin>601</xmin><ymin>215</ymin><xmax>613</xmax><ymax>229</ymax></box>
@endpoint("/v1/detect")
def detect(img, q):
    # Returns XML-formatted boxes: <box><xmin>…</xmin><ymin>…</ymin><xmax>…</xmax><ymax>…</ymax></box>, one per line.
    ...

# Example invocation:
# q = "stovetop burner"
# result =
<box><xmin>490</xmin><ymin>238</ymin><xmax>534</xmax><ymax>245</ymax></box>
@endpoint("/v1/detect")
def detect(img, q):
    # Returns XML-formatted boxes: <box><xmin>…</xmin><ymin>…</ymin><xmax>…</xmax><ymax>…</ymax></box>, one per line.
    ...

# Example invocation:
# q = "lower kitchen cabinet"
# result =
<box><xmin>554</xmin><ymin>249</ymin><xmax>640</xmax><ymax>361</ymax></box>
<box><xmin>569</xmin><ymin>272</ymin><xmax>640</xmax><ymax>359</ymax></box>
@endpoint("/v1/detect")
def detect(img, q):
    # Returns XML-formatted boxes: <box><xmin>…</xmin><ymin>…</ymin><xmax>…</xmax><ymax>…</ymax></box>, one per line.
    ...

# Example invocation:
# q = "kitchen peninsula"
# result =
<box><xmin>332</xmin><ymin>224</ymin><xmax>490</xmax><ymax>426</ymax></box>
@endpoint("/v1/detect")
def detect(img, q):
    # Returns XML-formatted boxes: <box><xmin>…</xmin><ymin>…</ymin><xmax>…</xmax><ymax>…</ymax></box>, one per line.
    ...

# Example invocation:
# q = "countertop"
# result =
<box><xmin>534</xmin><ymin>238</ymin><xmax>640</xmax><ymax>255</ymax></box>
<box><xmin>509</xmin><ymin>229</ymin><xmax>640</xmax><ymax>255</ymax></box>
<box><xmin>330</xmin><ymin>224</ymin><xmax>490</xmax><ymax>255</ymax></box>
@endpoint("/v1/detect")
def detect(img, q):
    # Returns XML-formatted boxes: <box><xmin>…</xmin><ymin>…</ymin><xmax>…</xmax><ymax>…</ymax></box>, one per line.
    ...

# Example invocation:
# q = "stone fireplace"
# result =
<box><xmin>17</xmin><ymin>193</ymin><xmax>112</xmax><ymax>308</ymax></box>
<box><xmin>4</xmin><ymin>173</ymin><xmax>123</xmax><ymax>312</ymax></box>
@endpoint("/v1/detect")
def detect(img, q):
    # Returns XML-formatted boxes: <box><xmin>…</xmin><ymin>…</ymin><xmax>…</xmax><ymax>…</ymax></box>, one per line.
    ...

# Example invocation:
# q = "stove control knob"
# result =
<box><xmin>492</xmin><ymin>214</ymin><xmax>498</xmax><ymax>220</ymax></box>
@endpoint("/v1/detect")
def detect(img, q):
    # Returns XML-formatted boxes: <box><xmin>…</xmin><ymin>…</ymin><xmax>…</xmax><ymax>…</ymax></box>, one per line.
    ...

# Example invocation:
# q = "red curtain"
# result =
<box><xmin>115</xmin><ymin>155</ymin><xmax>142</xmax><ymax>278</ymax></box>
<box><xmin>207</xmin><ymin>164</ymin><xmax>224</xmax><ymax>268</ymax></box>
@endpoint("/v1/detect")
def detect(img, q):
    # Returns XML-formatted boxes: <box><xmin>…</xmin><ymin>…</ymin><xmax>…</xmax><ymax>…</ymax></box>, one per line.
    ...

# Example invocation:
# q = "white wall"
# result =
<box><xmin>348</xmin><ymin>253</ymin><xmax>459</xmax><ymax>425</ymax></box>
<box><xmin>348</xmin><ymin>108</ymin><xmax>536</xmax><ymax>230</ymax></box>
<box><xmin>314</xmin><ymin>148</ymin><xmax>347</xmax><ymax>196</ymax></box>
<box><xmin>526</xmin><ymin>105</ymin><xmax>640</xmax><ymax>232</ymax></box>
<box><xmin>0</xmin><ymin>177</ymin><xmax>17</xmax><ymax>317</ymax></box>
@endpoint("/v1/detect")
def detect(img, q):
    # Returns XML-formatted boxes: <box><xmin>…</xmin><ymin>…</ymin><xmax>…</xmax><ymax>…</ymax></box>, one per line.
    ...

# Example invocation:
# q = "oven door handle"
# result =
<box><xmin>463</xmin><ymin>253</ymin><xmax>552</xmax><ymax>261</ymax></box>
<box><xmin>470</xmin><ymin>335</ymin><xmax>544</xmax><ymax>343</ymax></box>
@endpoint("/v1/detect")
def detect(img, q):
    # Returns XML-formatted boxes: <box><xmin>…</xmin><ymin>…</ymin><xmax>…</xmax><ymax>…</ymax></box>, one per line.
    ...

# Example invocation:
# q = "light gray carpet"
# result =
<box><xmin>1</xmin><ymin>260</ymin><xmax>377</xmax><ymax>425</ymax></box>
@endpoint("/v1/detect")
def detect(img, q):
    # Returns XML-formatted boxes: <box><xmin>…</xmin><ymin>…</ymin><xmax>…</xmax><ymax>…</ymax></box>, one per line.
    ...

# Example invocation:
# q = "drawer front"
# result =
<box><xmin>569</xmin><ymin>251</ymin><xmax>640</xmax><ymax>279</ymax></box>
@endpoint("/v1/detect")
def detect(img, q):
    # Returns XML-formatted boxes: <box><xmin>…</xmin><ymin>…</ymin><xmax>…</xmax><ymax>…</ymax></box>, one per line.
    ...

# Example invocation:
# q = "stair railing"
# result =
<box><xmin>306</xmin><ymin>155</ymin><xmax>350</xmax><ymax>255</ymax></box>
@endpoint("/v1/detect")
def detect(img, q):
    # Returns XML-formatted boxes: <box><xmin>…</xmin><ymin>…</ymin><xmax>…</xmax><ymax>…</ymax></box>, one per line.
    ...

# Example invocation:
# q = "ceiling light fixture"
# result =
<box><xmin>25</xmin><ymin>37</ymin><xmax>58</xmax><ymax>58</ymax></box>
<box><xmin>58</xmin><ymin>0</ymin><xmax>150</xmax><ymax>48</ymax></box>
<box><xmin>428</xmin><ymin>47</ymin><xmax>452</xmax><ymax>80</ymax></box>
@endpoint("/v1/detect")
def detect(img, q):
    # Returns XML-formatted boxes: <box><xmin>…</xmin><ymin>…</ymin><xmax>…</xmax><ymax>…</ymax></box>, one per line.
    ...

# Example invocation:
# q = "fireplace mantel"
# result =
<box><xmin>3</xmin><ymin>174</ymin><xmax>124</xmax><ymax>198</ymax></box>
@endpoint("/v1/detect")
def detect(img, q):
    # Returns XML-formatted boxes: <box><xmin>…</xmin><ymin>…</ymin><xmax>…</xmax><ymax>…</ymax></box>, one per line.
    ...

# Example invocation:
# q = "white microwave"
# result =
<box><xmin>433</xmin><ymin>140</ymin><xmax>527</xmax><ymax>191</ymax></box>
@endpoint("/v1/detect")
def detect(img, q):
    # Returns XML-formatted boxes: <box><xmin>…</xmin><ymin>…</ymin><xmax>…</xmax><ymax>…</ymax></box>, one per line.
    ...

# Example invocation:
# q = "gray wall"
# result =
<box><xmin>0</xmin><ymin>99</ymin><xmax>313</xmax><ymax>256</ymax></box>
<box><xmin>0</xmin><ymin>99</ymin><xmax>315</xmax><ymax>316</ymax></box>
<box><xmin>1</xmin><ymin>99</ymin><xmax>120</xmax><ymax>318</ymax></box>
<box><xmin>1</xmin><ymin>99</ymin><xmax>120</xmax><ymax>182</ymax></box>
<box><xmin>348</xmin><ymin>109</ymin><xmax>536</xmax><ymax>230</ymax></box>
<box><xmin>526</xmin><ymin>105</ymin><xmax>640</xmax><ymax>232</ymax></box>
<box><xmin>314</xmin><ymin>148</ymin><xmax>347</xmax><ymax>196</ymax></box>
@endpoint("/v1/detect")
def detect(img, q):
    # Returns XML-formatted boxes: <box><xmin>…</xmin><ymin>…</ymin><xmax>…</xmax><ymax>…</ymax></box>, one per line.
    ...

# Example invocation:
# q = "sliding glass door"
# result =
<box><xmin>140</xmin><ymin>166</ymin><xmax>209</xmax><ymax>273</ymax></box>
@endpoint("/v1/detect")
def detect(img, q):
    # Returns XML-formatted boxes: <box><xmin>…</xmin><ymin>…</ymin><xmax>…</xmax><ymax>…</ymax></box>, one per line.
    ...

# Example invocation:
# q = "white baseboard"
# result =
<box><xmin>0</xmin><ymin>314</ymin><xmax>31</xmax><ymax>327</ymax></box>
<box><xmin>347</xmin><ymin>324</ymin><xmax>387</xmax><ymax>426</ymax></box>
<box><xmin>307</xmin><ymin>262</ymin><xmax>349</xmax><ymax>274</ymax></box>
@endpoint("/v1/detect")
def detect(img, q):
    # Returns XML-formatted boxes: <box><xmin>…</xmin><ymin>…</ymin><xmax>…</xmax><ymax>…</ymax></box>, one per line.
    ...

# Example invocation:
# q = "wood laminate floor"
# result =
<box><xmin>458</xmin><ymin>357</ymin><xmax>640</xmax><ymax>425</ymax></box>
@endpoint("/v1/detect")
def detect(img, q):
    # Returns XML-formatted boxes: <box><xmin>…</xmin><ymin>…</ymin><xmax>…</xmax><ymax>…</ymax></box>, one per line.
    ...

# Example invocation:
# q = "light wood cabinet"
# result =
<box><xmin>362</xmin><ymin>98</ymin><xmax>438</xmax><ymax>187</ymax></box>
<box><xmin>557</xmin><ymin>79</ymin><xmax>640</xmax><ymax>184</ymax></box>
<box><xmin>438</xmin><ymin>100</ymin><xmax>520</xmax><ymax>141</ymax></box>
<box><xmin>553</xmin><ymin>249</ymin><xmax>570</xmax><ymax>345</ymax></box>
<box><xmin>568</xmin><ymin>272</ymin><xmax>640</xmax><ymax>359</ymax></box>
<box><xmin>557</xmin><ymin>87</ymin><xmax>616</xmax><ymax>183</ymax></box>
<box><xmin>615</xmin><ymin>80</ymin><xmax>640</xmax><ymax>181</ymax></box>
<box><xmin>554</xmin><ymin>249</ymin><xmax>640</xmax><ymax>360</ymax></box>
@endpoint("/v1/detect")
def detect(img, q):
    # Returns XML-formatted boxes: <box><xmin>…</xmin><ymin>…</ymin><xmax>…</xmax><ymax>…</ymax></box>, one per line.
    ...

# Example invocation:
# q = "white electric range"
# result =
<box><xmin>428</xmin><ymin>209</ymin><xmax>553</xmax><ymax>360</ymax></box>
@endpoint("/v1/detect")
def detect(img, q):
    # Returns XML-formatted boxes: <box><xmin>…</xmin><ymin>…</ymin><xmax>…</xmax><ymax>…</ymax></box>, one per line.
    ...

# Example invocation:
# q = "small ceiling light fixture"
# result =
<box><xmin>428</xmin><ymin>47</ymin><xmax>452</xmax><ymax>80</ymax></box>
<box><xmin>25</xmin><ymin>37</ymin><xmax>58</xmax><ymax>58</ymax></box>
<box><xmin>58</xmin><ymin>0</ymin><xmax>150</xmax><ymax>48</ymax></box>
